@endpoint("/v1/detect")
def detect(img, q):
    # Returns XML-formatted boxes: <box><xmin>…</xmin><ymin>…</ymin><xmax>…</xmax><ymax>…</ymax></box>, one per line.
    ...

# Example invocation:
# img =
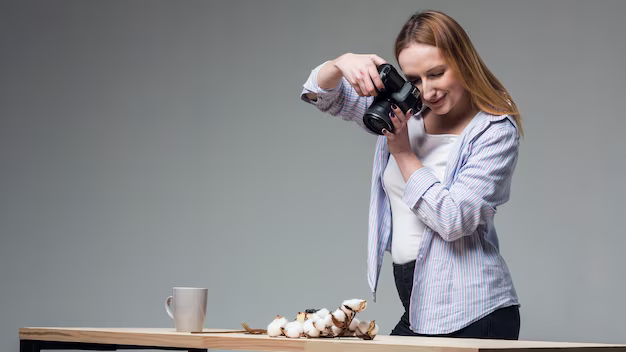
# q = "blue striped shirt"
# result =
<box><xmin>300</xmin><ymin>62</ymin><xmax>520</xmax><ymax>334</ymax></box>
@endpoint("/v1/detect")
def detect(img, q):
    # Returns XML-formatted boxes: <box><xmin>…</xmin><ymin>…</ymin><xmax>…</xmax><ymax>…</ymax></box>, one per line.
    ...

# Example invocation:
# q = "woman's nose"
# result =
<box><xmin>421</xmin><ymin>80</ymin><xmax>435</xmax><ymax>101</ymax></box>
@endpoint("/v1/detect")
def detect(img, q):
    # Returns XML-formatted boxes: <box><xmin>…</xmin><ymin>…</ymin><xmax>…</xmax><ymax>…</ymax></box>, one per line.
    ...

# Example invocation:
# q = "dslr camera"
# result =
<box><xmin>363</xmin><ymin>64</ymin><xmax>422</xmax><ymax>135</ymax></box>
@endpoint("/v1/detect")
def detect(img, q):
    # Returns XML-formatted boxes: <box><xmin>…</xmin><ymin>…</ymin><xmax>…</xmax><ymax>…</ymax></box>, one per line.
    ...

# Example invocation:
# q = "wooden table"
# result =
<box><xmin>19</xmin><ymin>327</ymin><xmax>626</xmax><ymax>352</ymax></box>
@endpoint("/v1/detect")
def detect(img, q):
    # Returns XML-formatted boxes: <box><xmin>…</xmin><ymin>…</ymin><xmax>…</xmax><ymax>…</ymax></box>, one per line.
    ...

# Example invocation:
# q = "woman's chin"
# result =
<box><xmin>430</xmin><ymin>104</ymin><xmax>449</xmax><ymax>115</ymax></box>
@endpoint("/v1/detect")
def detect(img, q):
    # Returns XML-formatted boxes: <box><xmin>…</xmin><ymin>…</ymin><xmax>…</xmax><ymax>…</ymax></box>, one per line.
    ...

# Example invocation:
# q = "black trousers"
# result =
<box><xmin>390</xmin><ymin>260</ymin><xmax>520</xmax><ymax>339</ymax></box>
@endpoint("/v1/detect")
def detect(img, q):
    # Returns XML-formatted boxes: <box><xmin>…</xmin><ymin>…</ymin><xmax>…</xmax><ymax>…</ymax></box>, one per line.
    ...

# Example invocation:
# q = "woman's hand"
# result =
<box><xmin>382</xmin><ymin>105</ymin><xmax>413</xmax><ymax>156</ymax></box>
<box><xmin>383</xmin><ymin>105</ymin><xmax>423</xmax><ymax>181</ymax></box>
<box><xmin>332</xmin><ymin>53</ymin><xmax>387</xmax><ymax>96</ymax></box>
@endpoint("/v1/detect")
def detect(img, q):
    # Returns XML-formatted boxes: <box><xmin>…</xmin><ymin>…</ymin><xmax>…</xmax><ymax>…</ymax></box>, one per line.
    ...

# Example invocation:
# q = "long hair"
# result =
<box><xmin>395</xmin><ymin>10</ymin><xmax>523</xmax><ymax>135</ymax></box>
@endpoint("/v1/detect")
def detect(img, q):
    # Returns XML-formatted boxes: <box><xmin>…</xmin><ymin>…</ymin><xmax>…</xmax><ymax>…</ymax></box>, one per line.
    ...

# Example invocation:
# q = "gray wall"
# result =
<box><xmin>1</xmin><ymin>0</ymin><xmax>625</xmax><ymax>351</ymax></box>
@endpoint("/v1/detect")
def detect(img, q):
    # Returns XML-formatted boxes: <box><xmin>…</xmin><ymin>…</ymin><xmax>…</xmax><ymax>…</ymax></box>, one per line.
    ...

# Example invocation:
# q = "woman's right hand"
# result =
<box><xmin>332</xmin><ymin>53</ymin><xmax>388</xmax><ymax>97</ymax></box>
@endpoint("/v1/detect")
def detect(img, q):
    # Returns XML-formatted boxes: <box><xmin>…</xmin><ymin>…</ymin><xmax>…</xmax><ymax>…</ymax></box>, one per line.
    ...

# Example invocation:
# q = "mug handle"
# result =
<box><xmin>165</xmin><ymin>296</ymin><xmax>174</xmax><ymax>319</ymax></box>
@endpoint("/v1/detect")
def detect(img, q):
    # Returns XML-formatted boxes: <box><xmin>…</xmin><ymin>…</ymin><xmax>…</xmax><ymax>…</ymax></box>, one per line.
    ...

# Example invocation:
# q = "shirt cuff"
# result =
<box><xmin>300</xmin><ymin>60</ymin><xmax>342</xmax><ymax>105</ymax></box>
<box><xmin>402</xmin><ymin>167</ymin><xmax>440</xmax><ymax>210</ymax></box>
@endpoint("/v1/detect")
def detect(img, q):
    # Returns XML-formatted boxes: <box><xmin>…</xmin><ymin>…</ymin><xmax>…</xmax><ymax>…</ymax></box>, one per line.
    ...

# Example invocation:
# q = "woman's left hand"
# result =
<box><xmin>382</xmin><ymin>105</ymin><xmax>413</xmax><ymax>156</ymax></box>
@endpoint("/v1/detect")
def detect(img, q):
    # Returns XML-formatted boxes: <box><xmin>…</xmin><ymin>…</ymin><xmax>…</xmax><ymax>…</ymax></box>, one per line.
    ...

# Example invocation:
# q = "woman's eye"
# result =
<box><xmin>431</xmin><ymin>72</ymin><xmax>444</xmax><ymax>77</ymax></box>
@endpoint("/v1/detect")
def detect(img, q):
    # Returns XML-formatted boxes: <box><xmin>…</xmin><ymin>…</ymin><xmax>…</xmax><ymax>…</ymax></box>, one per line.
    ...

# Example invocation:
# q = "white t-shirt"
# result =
<box><xmin>383</xmin><ymin>116</ymin><xmax>459</xmax><ymax>264</ymax></box>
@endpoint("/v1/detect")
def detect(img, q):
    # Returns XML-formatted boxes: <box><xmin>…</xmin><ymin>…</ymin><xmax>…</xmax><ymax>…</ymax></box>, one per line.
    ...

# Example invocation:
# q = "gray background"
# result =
<box><xmin>1</xmin><ymin>0</ymin><xmax>625</xmax><ymax>351</ymax></box>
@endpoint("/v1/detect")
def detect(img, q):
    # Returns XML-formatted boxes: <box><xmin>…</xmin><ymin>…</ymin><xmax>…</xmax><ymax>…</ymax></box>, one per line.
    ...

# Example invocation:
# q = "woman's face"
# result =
<box><xmin>398</xmin><ymin>43</ymin><xmax>468</xmax><ymax>116</ymax></box>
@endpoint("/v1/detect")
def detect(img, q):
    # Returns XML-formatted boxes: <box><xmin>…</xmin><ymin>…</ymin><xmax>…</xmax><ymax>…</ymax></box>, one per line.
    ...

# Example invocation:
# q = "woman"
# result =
<box><xmin>300</xmin><ymin>10</ymin><xmax>522</xmax><ymax>339</ymax></box>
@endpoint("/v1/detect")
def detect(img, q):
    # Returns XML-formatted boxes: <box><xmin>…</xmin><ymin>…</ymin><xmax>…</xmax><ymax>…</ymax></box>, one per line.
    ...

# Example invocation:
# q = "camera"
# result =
<box><xmin>363</xmin><ymin>64</ymin><xmax>422</xmax><ymax>135</ymax></box>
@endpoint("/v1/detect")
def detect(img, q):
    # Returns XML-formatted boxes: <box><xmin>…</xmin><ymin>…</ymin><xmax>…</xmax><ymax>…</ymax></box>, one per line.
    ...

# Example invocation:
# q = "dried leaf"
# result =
<box><xmin>241</xmin><ymin>323</ymin><xmax>267</xmax><ymax>335</ymax></box>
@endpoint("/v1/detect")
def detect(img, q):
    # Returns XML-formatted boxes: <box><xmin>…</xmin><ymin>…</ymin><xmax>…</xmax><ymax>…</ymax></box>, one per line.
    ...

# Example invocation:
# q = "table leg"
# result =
<box><xmin>20</xmin><ymin>340</ymin><xmax>40</xmax><ymax>352</ymax></box>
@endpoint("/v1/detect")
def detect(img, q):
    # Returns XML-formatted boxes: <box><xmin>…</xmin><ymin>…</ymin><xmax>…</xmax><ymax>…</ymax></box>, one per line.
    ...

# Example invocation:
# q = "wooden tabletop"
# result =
<box><xmin>19</xmin><ymin>327</ymin><xmax>626</xmax><ymax>352</ymax></box>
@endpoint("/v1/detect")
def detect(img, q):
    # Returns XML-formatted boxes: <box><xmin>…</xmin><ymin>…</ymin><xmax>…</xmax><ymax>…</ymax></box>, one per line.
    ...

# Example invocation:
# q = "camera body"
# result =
<box><xmin>363</xmin><ymin>64</ymin><xmax>422</xmax><ymax>135</ymax></box>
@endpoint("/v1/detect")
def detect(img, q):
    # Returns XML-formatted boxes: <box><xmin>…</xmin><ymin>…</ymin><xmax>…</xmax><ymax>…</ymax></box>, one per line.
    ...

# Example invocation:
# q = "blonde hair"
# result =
<box><xmin>395</xmin><ymin>10</ymin><xmax>523</xmax><ymax>135</ymax></box>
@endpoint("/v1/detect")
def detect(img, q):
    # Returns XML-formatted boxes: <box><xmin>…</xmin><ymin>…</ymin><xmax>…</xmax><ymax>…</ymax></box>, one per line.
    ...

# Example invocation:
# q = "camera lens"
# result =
<box><xmin>366</xmin><ymin>117</ymin><xmax>390</xmax><ymax>134</ymax></box>
<box><xmin>363</xmin><ymin>99</ymin><xmax>393</xmax><ymax>135</ymax></box>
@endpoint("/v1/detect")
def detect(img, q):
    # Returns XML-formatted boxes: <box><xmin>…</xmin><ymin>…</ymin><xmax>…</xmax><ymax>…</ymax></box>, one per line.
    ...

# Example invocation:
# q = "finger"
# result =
<box><xmin>368</xmin><ymin>64</ymin><xmax>385</xmax><ymax>92</ymax></box>
<box><xmin>362</xmin><ymin>71</ymin><xmax>378</xmax><ymax>96</ymax></box>
<box><xmin>405</xmin><ymin>108</ymin><xmax>414</xmax><ymax>121</ymax></box>
<box><xmin>356</xmin><ymin>76</ymin><xmax>370</xmax><ymax>97</ymax></box>
<box><xmin>350</xmin><ymin>80</ymin><xmax>364</xmax><ymax>96</ymax></box>
<box><xmin>390</xmin><ymin>104</ymin><xmax>404</xmax><ymax>123</ymax></box>
<box><xmin>381</xmin><ymin>128</ymin><xmax>393</xmax><ymax>138</ymax></box>
<box><xmin>389</xmin><ymin>112</ymin><xmax>402</xmax><ymax>131</ymax></box>
<box><xmin>392</xmin><ymin>105</ymin><xmax>410</xmax><ymax>123</ymax></box>
<box><xmin>347</xmin><ymin>75</ymin><xmax>364</xmax><ymax>96</ymax></box>
<box><xmin>370</xmin><ymin>54</ymin><xmax>387</xmax><ymax>66</ymax></box>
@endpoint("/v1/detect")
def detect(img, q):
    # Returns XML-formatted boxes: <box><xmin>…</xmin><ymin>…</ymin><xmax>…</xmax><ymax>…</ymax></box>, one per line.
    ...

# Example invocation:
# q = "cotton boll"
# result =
<box><xmin>267</xmin><ymin>316</ymin><xmax>287</xmax><ymax>337</ymax></box>
<box><xmin>357</xmin><ymin>320</ymin><xmax>379</xmax><ymax>340</ymax></box>
<box><xmin>364</xmin><ymin>323</ymin><xmax>378</xmax><ymax>340</ymax></box>
<box><xmin>370</xmin><ymin>322</ymin><xmax>379</xmax><ymax>336</ymax></box>
<box><xmin>341</xmin><ymin>299</ymin><xmax>367</xmax><ymax>314</ymax></box>
<box><xmin>285</xmin><ymin>326</ymin><xmax>301</xmax><ymax>338</ymax></box>
<box><xmin>314</xmin><ymin>318</ymin><xmax>327</xmax><ymax>332</ymax></box>
<box><xmin>348</xmin><ymin>317</ymin><xmax>360</xmax><ymax>331</ymax></box>
<box><xmin>284</xmin><ymin>321</ymin><xmax>303</xmax><ymax>338</ymax></box>
<box><xmin>332</xmin><ymin>309</ymin><xmax>346</xmax><ymax>323</ymax></box>
<box><xmin>274</xmin><ymin>316</ymin><xmax>288</xmax><ymax>328</ymax></box>
<box><xmin>310</xmin><ymin>313</ymin><xmax>321</xmax><ymax>322</ymax></box>
<box><xmin>316</xmin><ymin>308</ymin><xmax>330</xmax><ymax>319</ymax></box>
<box><xmin>330</xmin><ymin>325</ymin><xmax>343</xmax><ymax>337</ymax></box>
<box><xmin>339</xmin><ymin>300</ymin><xmax>355</xmax><ymax>315</ymax></box>
<box><xmin>285</xmin><ymin>322</ymin><xmax>303</xmax><ymax>333</ymax></box>
<box><xmin>324</xmin><ymin>314</ymin><xmax>333</xmax><ymax>327</ymax></box>
<box><xmin>303</xmin><ymin>320</ymin><xmax>316</xmax><ymax>334</ymax></box>
<box><xmin>267</xmin><ymin>322</ymin><xmax>283</xmax><ymax>337</ymax></box>
<box><xmin>357</xmin><ymin>321</ymin><xmax>370</xmax><ymax>336</ymax></box>
<box><xmin>331</xmin><ymin>309</ymin><xmax>348</xmax><ymax>329</ymax></box>
<box><xmin>304</xmin><ymin>323</ymin><xmax>321</xmax><ymax>338</ymax></box>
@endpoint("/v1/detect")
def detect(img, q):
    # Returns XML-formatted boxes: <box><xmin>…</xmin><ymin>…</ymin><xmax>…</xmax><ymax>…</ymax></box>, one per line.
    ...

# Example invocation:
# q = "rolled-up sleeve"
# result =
<box><xmin>402</xmin><ymin>119</ymin><xmax>520</xmax><ymax>242</ymax></box>
<box><xmin>300</xmin><ymin>61</ymin><xmax>376</xmax><ymax>134</ymax></box>
<box><xmin>300</xmin><ymin>61</ymin><xmax>342</xmax><ymax>107</ymax></box>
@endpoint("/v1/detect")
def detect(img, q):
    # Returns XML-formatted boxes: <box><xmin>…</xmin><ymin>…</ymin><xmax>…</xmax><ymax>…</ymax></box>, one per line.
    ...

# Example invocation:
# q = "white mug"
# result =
<box><xmin>165</xmin><ymin>287</ymin><xmax>208</xmax><ymax>332</ymax></box>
